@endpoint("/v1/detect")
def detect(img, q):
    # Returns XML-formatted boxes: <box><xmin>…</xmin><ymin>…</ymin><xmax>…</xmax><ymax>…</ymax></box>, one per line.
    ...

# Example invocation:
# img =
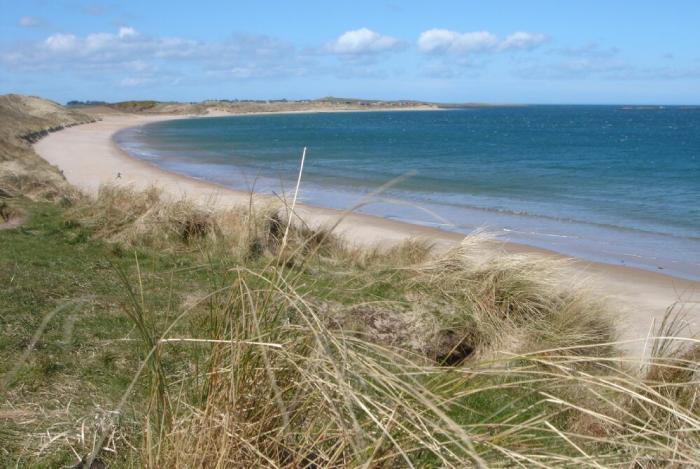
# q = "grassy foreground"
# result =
<box><xmin>1</xmin><ymin>95</ymin><xmax>699</xmax><ymax>467</ymax></box>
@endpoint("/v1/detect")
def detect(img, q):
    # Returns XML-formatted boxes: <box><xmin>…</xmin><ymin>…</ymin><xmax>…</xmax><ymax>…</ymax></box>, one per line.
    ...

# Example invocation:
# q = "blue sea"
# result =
<box><xmin>115</xmin><ymin>106</ymin><xmax>700</xmax><ymax>280</ymax></box>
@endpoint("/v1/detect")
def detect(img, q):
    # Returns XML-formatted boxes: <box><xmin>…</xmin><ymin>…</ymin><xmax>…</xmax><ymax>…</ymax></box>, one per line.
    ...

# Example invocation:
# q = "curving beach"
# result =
<box><xmin>34</xmin><ymin>112</ymin><xmax>700</xmax><ymax>358</ymax></box>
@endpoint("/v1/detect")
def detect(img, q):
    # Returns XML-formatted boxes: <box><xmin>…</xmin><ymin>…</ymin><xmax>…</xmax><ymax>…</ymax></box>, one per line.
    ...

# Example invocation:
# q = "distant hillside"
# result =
<box><xmin>85</xmin><ymin>98</ymin><xmax>439</xmax><ymax>115</ymax></box>
<box><xmin>67</xmin><ymin>97</ymin><xmax>515</xmax><ymax>116</ymax></box>
<box><xmin>0</xmin><ymin>94</ymin><xmax>95</xmax><ymax>199</ymax></box>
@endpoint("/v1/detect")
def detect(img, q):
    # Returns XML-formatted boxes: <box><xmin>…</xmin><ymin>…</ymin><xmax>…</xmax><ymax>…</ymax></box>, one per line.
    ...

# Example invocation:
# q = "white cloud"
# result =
<box><xmin>35</xmin><ymin>27</ymin><xmax>198</xmax><ymax>60</ymax></box>
<box><xmin>118</xmin><ymin>27</ymin><xmax>137</xmax><ymax>39</ymax></box>
<box><xmin>327</xmin><ymin>28</ymin><xmax>401</xmax><ymax>55</ymax></box>
<box><xmin>500</xmin><ymin>32</ymin><xmax>547</xmax><ymax>50</ymax></box>
<box><xmin>418</xmin><ymin>29</ymin><xmax>498</xmax><ymax>54</ymax></box>
<box><xmin>43</xmin><ymin>28</ymin><xmax>139</xmax><ymax>55</ymax></box>
<box><xmin>45</xmin><ymin>33</ymin><xmax>78</xmax><ymax>52</ymax></box>
<box><xmin>417</xmin><ymin>29</ymin><xmax>547</xmax><ymax>54</ymax></box>
<box><xmin>2</xmin><ymin>27</ymin><xmax>312</xmax><ymax>84</ymax></box>
<box><xmin>18</xmin><ymin>16</ymin><xmax>41</xmax><ymax>28</ymax></box>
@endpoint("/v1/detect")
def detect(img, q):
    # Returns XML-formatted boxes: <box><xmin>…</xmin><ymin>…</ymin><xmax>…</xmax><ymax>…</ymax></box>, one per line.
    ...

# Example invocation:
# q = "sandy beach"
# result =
<box><xmin>34</xmin><ymin>112</ymin><xmax>700</xmax><ymax>358</ymax></box>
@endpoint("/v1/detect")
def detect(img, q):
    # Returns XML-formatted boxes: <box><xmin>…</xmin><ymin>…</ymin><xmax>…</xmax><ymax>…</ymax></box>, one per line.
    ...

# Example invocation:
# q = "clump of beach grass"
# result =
<box><xmin>68</xmin><ymin>185</ymin><xmax>344</xmax><ymax>261</ymax></box>
<box><xmin>410</xmin><ymin>235</ymin><xmax>617</xmax><ymax>359</ymax></box>
<box><xmin>118</xmin><ymin>258</ymin><xmax>700</xmax><ymax>467</ymax></box>
<box><xmin>68</xmin><ymin>185</ymin><xmax>218</xmax><ymax>249</ymax></box>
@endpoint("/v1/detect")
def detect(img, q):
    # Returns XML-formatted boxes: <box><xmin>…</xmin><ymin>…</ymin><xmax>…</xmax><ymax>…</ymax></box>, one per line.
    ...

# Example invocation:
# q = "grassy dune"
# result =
<box><xmin>0</xmin><ymin>94</ymin><xmax>94</xmax><ymax>201</ymax></box>
<box><xmin>72</xmin><ymin>97</ymin><xmax>443</xmax><ymax>116</ymax></box>
<box><xmin>1</xmin><ymin>96</ymin><xmax>699</xmax><ymax>467</ymax></box>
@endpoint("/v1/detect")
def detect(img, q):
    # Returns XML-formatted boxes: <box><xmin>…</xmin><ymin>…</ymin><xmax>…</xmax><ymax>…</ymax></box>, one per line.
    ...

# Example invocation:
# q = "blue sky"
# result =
<box><xmin>1</xmin><ymin>0</ymin><xmax>699</xmax><ymax>104</ymax></box>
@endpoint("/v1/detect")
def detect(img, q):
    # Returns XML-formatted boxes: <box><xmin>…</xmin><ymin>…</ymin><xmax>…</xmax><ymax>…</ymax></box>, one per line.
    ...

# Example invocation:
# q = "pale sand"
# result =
<box><xmin>34</xmin><ymin>113</ymin><xmax>700</xmax><ymax>358</ymax></box>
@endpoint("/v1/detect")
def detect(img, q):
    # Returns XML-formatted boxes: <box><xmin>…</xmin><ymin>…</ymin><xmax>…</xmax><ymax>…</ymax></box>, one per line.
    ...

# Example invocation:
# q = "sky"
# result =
<box><xmin>1</xmin><ymin>0</ymin><xmax>699</xmax><ymax>104</ymax></box>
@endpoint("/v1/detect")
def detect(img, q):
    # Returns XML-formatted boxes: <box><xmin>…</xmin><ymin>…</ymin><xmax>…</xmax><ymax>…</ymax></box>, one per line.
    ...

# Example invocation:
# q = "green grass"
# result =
<box><xmin>0</xmin><ymin>199</ymin><xmax>215</xmax><ymax>466</ymax></box>
<box><xmin>0</xmin><ymin>197</ymin><xmax>446</xmax><ymax>465</ymax></box>
<box><xmin>2</xmin><ymin>192</ymin><xmax>699</xmax><ymax>467</ymax></box>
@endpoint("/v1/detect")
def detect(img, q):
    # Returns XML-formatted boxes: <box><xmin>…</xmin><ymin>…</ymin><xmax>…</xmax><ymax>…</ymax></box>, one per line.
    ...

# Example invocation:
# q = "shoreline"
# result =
<box><xmin>116</xmin><ymin>109</ymin><xmax>700</xmax><ymax>281</ymax></box>
<box><xmin>33</xmin><ymin>111</ymin><xmax>699</xmax><ymax>357</ymax></box>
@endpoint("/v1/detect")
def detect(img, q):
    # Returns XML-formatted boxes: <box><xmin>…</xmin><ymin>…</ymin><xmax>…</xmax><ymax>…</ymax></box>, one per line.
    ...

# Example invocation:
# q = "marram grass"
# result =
<box><xmin>2</xmin><ymin>186</ymin><xmax>699</xmax><ymax>467</ymax></box>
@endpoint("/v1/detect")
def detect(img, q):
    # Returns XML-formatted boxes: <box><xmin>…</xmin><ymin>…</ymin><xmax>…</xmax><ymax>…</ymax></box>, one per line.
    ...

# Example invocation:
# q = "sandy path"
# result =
<box><xmin>34</xmin><ymin>113</ymin><xmax>700</xmax><ymax>358</ymax></box>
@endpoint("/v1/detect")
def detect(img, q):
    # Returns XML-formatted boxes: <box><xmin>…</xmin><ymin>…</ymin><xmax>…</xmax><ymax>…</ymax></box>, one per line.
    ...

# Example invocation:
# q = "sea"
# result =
<box><xmin>114</xmin><ymin>106</ymin><xmax>700</xmax><ymax>280</ymax></box>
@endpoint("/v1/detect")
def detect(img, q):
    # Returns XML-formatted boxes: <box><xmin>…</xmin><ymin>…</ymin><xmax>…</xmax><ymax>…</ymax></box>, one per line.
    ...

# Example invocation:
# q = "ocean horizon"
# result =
<box><xmin>115</xmin><ymin>106</ymin><xmax>700</xmax><ymax>280</ymax></box>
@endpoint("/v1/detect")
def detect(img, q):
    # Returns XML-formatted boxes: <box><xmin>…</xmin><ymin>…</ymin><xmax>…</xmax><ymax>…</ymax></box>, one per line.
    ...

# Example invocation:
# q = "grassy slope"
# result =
<box><xmin>0</xmin><ymin>94</ymin><xmax>95</xmax><ymax>201</ymax></box>
<box><xmin>0</xmin><ymin>195</ymin><xmax>580</xmax><ymax>466</ymax></box>
<box><xmin>4</xmin><ymin>189</ymin><xmax>699</xmax><ymax>467</ymax></box>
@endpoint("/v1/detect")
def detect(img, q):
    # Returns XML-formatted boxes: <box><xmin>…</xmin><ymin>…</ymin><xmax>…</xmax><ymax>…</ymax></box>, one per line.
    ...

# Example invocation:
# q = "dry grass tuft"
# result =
<box><xmin>405</xmin><ymin>236</ymin><xmax>617</xmax><ymax>359</ymax></box>
<box><xmin>72</xmin><ymin>185</ymin><xmax>352</xmax><ymax>262</ymax></box>
<box><xmin>69</xmin><ymin>186</ymin><xmax>226</xmax><ymax>251</ymax></box>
